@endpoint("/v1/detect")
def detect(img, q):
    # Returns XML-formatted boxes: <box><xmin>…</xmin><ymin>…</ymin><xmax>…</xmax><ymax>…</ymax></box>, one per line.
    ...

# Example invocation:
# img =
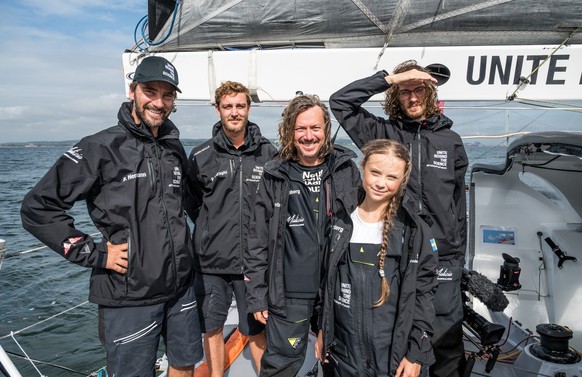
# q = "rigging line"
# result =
<box><xmin>522</xmin><ymin>164</ymin><xmax>582</xmax><ymax>174</ymax></box>
<box><xmin>461</xmin><ymin>132</ymin><xmax>529</xmax><ymax>139</ymax></box>
<box><xmin>513</xmin><ymin>98</ymin><xmax>582</xmax><ymax>112</ymax></box>
<box><xmin>350</xmin><ymin>0</ymin><xmax>390</xmax><ymax>34</ymax></box>
<box><xmin>159</xmin><ymin>0</ymin><xmax>244</xmax><ymax>47</ymax></box>
<box><xmin>399</xmin><ymin>0</ymin><xmax>515</xmax><ymax>32</ymax></box>
<box><xmin>470</xmin><ymin>110</ymin><xmax>548</xmax><ymax>161</ymax></box>
<box><xmin>507</xmin><ymin>28</ymin><xmax>580</xmax><ymax>101</ymax></box>
<box><xmin>3</xmin><ymin>350</ymin><xmax>88</xmax><ymax>376</ymax></box>
<box><xmin>139</xmin><ymin>0</ymin><xmax>181</xmax><ymax>49</ymax></box>
<box><xmin>431</xmin><ymin>0</ymin><xmax>447</xmax><ymax>29</ymax></box>
<box><xmin>372</xmin><ymin>0</ymin><xmax>411</xmax><ymax>70</ymax></box>
<box><xmin>0</xmin><ymin>301</ymin><xmax>90</xmax><ymax>340</ymax></box>
<box><xmin>9</xmin><ymin>333</ymin><xmax>46</xmax><ymax>377</ymax></box>
<box><xmin>2</xmin><ymin>232</ymin><xmax>102</xmax><ymax>260</ymax></box>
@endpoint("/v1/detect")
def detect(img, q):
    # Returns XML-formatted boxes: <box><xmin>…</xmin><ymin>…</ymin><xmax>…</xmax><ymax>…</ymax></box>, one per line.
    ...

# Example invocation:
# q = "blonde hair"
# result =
<box><xmin>360</xmin><ymin>139</ymin><xmax>412</xmax><ymax>307</ymax></box>
<box><xmin>383</xmin><ymin>60</ymin><xmax>441</xmax><ymax>120</ymax></box>
<box><xmin>277</xmin><ymin>94</ymin><xmax>333</xmax><ymax>162</ymax></box>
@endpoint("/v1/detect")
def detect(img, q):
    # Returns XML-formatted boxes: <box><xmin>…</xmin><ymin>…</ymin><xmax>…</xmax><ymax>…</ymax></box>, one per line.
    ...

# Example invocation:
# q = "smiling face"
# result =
<box><xmin>397</xmin><ymin>82</ymin><xmax>428</xmax><ymax>121</ymax></box>
<box><xmin>293</xmin><ymin>106</ymin><xmax>326</xmax><ymax>166</ymax></box>
<box><xmin>129</xmin><ymin>82</ymin><xmax>176</xmax><ymax>137</ymax></box>
<box><xmin>216</xmin><ymin>92</ymin><xmax>250</xmax><ymax>136</ymax></box>
<box><xmin>361</xmin><ymin>152</ymin><xmax>407</xmax><ymax>206</ymax></box>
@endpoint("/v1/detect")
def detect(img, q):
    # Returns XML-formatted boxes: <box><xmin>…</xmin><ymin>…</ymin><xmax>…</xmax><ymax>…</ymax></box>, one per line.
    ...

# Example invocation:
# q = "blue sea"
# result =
<box><xmin>0</xmin><ymin>140</ymin><xmax>505</xmax><ymax>376</ymax></box>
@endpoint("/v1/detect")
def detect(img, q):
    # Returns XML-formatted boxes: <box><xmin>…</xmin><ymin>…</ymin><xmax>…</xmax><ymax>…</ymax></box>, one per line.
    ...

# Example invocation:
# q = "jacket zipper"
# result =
<box><xmin>357</xmin><ymin>261</ymin><xmax>372</xmax><ymax>372</ymax></box>
<box><xmin>154</xmin><ymin>142</ymin><xmax>178</xmax><ymax>295</ymax></box>
<box><xmin>147</xmin><ymin>157</ymin><xmax>155</xmax><ymax>187</ymax></box>
<box><xmin>416</xmin><ymin>124</ymin><xmax>423</xmax><ymax>212</ymax></box>
<box><xmin>124</xmin><ymin>231</ymin><xmax>131</xmax><ymax>295</ymax></box>
<box><xmin>238</xmin><ymin>155</ymin><xmax>244</xmax><ymax>274</ymax></box>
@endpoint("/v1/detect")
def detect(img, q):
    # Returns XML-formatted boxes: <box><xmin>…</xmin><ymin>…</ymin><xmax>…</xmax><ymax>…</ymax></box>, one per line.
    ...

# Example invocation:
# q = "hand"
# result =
<box><xmin>253</xmin><ymin>310</ymin><xmax>268</xmax><ymax>325</ymax></box>
<box><xmin>385</xmin><ymin>69</ymin><xmax>437</xmax><ymax>87</ymax></box>
<box><xmin>395</xmin><ymin>357</ymin><xmax>421</xmax><ymax>377</ymax></box>
<box><xmin>105</xmin><ymin>241</ymin><xmax>128</xmax><ymax>274</ymax></box>
<box><xmin>315</xmin><ymin>330</ymin><xmax>329</xmax><ymax>363</ymax></box>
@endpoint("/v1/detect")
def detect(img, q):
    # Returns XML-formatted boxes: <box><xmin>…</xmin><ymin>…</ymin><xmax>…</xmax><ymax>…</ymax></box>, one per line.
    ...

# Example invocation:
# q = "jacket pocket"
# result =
<box><xmin>329</xmin><ymin>338</ymin><xmax>358</xmax><ymax>375</ymax></box>
<box><xmin>265</xmin><ymin>301</ymin><xmax>312</xmax><ymax>358</ymax></box>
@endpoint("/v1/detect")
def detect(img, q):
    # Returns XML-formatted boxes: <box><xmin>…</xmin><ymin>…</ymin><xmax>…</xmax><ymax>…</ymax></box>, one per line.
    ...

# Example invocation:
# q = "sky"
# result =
<box><xmin>1</xmin><ymin>1</ymin><xmax>580</xmax><ymax>144</ymax></box>
<box><xmin>0</xmin><ymin>0</ymin><xmax>285</xmax><ymax>143</ymax></box>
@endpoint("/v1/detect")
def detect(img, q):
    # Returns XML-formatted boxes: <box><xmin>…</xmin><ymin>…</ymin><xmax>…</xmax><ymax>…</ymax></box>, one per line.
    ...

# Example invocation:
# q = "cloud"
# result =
<box><xmin>0</xmin><ymin>106</ymin><xmax>29</xmax><ymax>119</ymax></box>
<box><xmin>0</xmin><ymin>1</ymin><xmax>145</xmax><ymax>142</ymax></box>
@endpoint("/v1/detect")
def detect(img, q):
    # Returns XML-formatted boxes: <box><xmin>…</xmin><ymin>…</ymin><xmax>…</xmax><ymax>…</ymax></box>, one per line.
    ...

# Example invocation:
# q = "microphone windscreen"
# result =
<box><xmin>464</xmin><ymin>269</ymin><xmax>509</xmax><ymax>312</ymax></box>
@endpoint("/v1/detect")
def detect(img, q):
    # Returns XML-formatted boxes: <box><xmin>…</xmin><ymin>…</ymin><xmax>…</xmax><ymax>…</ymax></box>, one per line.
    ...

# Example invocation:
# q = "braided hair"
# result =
<box><xmin>360</xmin><ymin>139</ymin><xmax>412</xmax><ymax>307</ymax></box>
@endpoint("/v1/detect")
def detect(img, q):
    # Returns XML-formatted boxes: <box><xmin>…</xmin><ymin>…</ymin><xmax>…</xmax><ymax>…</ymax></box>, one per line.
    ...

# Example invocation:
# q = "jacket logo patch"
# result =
<box><xmin>437</xmin><ymin>268</ymin><xmax>453</xmax><ymax>281</ymax></box>
<box><xmin>63</xmin><ymin>236</ymin><xmax>83</xmax><ymax>255</ymax></box>
<box><xmin>64</xmin><ymin>146</ymin><xmax>83</xmax><ymax>163</ymax></box>
<box><xmin>334</xmin><ymin>282</ymin><xmax>351</xmax><ymax>308</ymax></box>
<box><xmin>288</xmin><ymin>337</ymin><xmax>301</xmax><ymax>349</ymax></box>
<box><xmin>426</xmin><ymin>150</ymin><xmax>448</xmax><ymax>170</ymax></box>
<box><xmin>430</xmin><ymin>238</ymin><xmax>438</xmax><ymax>252</ymax></box>
<box><xmin>193</xmin><ymin>145</ymin><xmax>210</xmax><ymax>156</ymax></box>
<box><xmin>211</xmin><ymin>170</ymin><xmax>228</xmax><ymax>182</ymax></box>
<box><xmin>246</xmin><ymin>165</ymin><xmax>264</xmax><ymax>183</ymax></box>
<box><xmin>122</xmin><ymin>172</ymin><xmax>147</xmax><ymax>182</ymax></box>
<box><xmin>169</xmin><ymin>166</ymin><xmax>181</xmax><ymax>188</ymax></box>
<box><xmin>287</xmin><ymin>214</ymin><xmax>304</xmax><ymax>227</ymax></box>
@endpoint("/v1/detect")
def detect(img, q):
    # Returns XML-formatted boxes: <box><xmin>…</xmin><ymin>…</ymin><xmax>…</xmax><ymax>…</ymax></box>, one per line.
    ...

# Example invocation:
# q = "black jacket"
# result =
<box><xmin>330</xmin><ymin>71</ymin><xmax>469</xmax><ymax>260</ymax></box>
<box><xmin>21</xmin><ymin>102</ymin><xmax>193</xmax><ymax>307</ymax></box>
<box><xmin>244</xmin><ymin>146</ymin><xmax>361</xmax><ymax>316</ymax></box>
<box><xmin>319</xmin><ymin>188</ymin><xmax>438</xmax><ymax>375</ymax></box>
<box><xmin>186</xmin><ymin>122</ymin><xmax>276</xmax><ymax>274</ymax></box>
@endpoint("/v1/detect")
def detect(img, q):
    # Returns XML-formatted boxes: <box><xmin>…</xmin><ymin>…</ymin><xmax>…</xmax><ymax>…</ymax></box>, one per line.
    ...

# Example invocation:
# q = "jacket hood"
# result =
<box><xmin>211</xmin><ymin>121</ymin><xmax>271</xmax><ymax>154</ymax></box>
<box><xmin>117</xmin><ymin>101</ymin><xmax>180</xmax><ymax>141</ymax></box>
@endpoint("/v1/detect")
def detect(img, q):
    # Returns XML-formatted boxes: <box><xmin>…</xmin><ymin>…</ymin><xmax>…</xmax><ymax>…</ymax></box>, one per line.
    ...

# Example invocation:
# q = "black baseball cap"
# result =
<box><xmin>132</xmin><ymin>56</ymin><xmax>182</xmax><ymax>93</ymax></box>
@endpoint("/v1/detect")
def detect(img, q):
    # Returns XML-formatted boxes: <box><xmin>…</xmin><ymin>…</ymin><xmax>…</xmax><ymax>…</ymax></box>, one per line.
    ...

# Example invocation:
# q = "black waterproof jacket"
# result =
<box><xmin>244</xmin><ymin>146</ymin><xmax>361</xmax><ymax>317</ymax></box>
<box><xmin>319</xmin><ymin>187</ymin><xmax>438</xmax><ymax>375</ymax></box>
<box><xmin>21</xmin><ymin>102</ymin><xmax>193</xmax><ymax>307</ymax></box>
<box><xmin>186</xmin><ymin>122</ymin><xmax>276</xmax><ymax>274</ymax></box>
<box><xmin>330</xmin><ymin>71</ymin><xmax>469</xmax><ymax>260</ymax></box>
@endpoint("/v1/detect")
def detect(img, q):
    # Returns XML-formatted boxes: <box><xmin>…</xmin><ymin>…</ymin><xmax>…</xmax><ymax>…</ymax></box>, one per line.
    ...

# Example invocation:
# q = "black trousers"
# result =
<box><xmin>430</xmin><ymin>259</ymin><xmax>465</xmax><ymax>377</ymax></box>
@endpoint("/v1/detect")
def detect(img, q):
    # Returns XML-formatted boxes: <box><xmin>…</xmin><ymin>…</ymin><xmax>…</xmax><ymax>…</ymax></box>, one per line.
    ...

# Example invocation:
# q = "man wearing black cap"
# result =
<box><xmin>21</xmin><ymin>56</ymin><xmax>203</xmax><ymax>377</ymax></box>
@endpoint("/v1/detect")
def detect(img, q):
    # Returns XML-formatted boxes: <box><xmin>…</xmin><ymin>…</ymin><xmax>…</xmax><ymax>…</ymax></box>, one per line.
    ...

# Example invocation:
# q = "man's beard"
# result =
<box><xmin>134</xmin><ymin>101</ymin><xmax>170</xmax><ymax>129</ymax></box>
<box><xmin>222</xmin><ymin>118</ymin><xmax>247</xmax><ymax>134</ymax></box>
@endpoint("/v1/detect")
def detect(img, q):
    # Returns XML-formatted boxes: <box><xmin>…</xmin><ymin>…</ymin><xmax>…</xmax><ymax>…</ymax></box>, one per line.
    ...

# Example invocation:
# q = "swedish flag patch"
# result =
<box><xmin>430</xmin><ymin>238</ymin><xmax>438</xmax><ymax>252</ymax></box>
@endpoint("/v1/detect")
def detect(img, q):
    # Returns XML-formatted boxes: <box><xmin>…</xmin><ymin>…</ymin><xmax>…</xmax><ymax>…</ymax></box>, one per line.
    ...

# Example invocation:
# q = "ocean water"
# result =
<box><xmin>0</xmin><ymin>140</ymin><xmax>506</xmax><ymax>376</ymax></box>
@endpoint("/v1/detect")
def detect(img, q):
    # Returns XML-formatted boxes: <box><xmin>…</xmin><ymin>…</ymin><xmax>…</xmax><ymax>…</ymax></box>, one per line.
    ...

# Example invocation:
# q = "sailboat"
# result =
<box><xmin>120</xmin><ymin>2</ymin><xmax>582</xmax><ymax>376</ymax></box>
<box><xmin>2</xmin><ymin>0</ymin><xmax>582</xmax><ymax>376</ymax></box>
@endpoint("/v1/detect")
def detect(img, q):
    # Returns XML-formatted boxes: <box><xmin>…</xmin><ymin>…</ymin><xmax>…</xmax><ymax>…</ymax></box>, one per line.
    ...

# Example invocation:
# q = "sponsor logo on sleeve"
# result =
<box><xmin>63</xmin><ymin>147</ymin><xmax>83</xmax><ymax>163</ymax></box>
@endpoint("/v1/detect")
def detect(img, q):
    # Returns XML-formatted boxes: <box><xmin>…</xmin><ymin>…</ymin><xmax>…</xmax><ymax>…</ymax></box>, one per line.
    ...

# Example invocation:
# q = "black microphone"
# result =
<box><xmin>462</xmin><ymin>268</ymin><xmax>509</xmax><ymax>312</ymax></box>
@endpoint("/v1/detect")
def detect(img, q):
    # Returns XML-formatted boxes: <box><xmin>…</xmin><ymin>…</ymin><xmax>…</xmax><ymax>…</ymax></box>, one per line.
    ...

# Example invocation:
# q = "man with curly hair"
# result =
<box><xmin>329</xmin><ymin>60</ymin><xmax>469</xmax><ymax>377</ymax></box>
<box><xmin>244</xmin><ymin>94</ymin><xmax>361</xmax><ymax>376</ymax></box>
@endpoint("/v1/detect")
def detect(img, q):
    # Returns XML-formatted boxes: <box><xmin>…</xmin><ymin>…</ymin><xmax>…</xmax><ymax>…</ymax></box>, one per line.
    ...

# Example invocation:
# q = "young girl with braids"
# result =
<box><xmin>316</xmin><ymin>139</ymin><xmax>438</xmax><ymax>377</ymax></box>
